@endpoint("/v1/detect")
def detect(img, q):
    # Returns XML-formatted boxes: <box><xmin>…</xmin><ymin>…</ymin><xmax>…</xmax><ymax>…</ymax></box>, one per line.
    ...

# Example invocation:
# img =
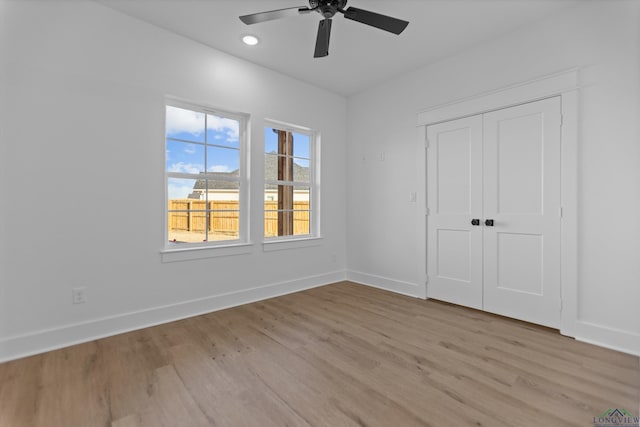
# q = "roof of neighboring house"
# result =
<box><xmin>264</xmin><ymin>153</ymin><xmax>310</xmax><ymax>188</ymax></box>
<box><xmin>191</xmin><ymin>154</ymin><xmax>310</xmax><ymax>192</ymax></box>
<box><xmin>192</xmin><ymin>171</ymin><xmax>240</xmax><ymax>190</ymax></box>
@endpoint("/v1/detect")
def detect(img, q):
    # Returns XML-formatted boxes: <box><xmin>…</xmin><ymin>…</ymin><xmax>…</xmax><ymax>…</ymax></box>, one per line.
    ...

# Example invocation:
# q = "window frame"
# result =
<box><xmin>163</xmin><ymin>99</ymin><xmax>250</xmax><ymax>254</ymax></box>
<box><xmin>263</xmin><ymin>119</ymin><xmax>320</xmax><ymax>244</ymax></box>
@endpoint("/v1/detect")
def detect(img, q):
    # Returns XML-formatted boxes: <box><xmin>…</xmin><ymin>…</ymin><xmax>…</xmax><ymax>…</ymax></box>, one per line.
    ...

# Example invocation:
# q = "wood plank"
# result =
<box><xmin>111</xmin><ymin>414</ymin><xmax>141</xmax><ymax>427</ymax></box>
<box><xmin>33</xmin><ymin>341</ymin><xmax>111</xmax><ymax>427</ymax></box>
<box><xmin>0</xmin><ymin>355</ymin><xmax>43</xmax><ymax>427</ymax></box>
<box><xmin>0</xmin><ymin>281</ymin><xmax>637</xmax><ymax>427</ymax></box>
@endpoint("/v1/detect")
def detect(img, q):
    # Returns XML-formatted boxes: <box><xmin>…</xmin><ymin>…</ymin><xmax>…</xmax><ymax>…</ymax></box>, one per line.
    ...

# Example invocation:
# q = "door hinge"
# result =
<box><xmin>559</xmin><ymin>207</ymin><xmax>563</xmax><ymax>218</ymax></box>
<box><xmin>559</xmin><ymin>299</ymin><xmax>563</xmax><ymax>311</ymax></box>
<box><xmin>425</xmin><ymin>139</ymin><xmax>430</xmax><ymax>149</ymax></box>
<box><xmin>426</xmin><ymin>207</ymin><xmax>430</xmax><ymax>216</ymax></box>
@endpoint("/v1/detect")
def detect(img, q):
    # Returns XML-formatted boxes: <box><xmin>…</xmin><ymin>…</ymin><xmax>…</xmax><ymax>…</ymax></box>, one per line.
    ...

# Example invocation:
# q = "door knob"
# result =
<box><xmin>471</xmin><ymin>219</ymin><xmax>480</xmax><ymax>226</ymax></box>
<box><xmin>485</xmin><ymin>219</ymin><xmax>494</xmax><ymax>226</ymax></box>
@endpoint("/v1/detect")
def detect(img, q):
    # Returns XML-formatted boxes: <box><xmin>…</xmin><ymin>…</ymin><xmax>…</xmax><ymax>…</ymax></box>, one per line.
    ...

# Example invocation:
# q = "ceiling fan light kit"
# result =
<box><xmin>239</xmin><ymin>0</ymin><xmax>409</xmax><ymax>58</ymax></box>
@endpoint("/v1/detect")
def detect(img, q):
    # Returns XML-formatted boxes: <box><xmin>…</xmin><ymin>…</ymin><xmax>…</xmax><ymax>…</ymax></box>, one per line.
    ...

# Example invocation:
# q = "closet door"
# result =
<box><xmin>426</xmin><ymin>115</ymin><xmax>483</xmax><ymax>309</ymax></box>
<box><xmin>482</xmin><ymin>97</ymin><xmax>562</xmax><ymax>328</ymax></box>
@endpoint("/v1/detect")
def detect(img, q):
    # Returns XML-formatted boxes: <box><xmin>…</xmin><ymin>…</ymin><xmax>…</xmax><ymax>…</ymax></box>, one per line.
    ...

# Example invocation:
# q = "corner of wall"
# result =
<box><xmin>346</xmin><ymin>270</ymin><xmax>427</xmax><ymax>299</ymax></box>
<box><xmin>574</xmin><ymin>321</ymin><xmax>640</xmax><ymax>357</ymax></box>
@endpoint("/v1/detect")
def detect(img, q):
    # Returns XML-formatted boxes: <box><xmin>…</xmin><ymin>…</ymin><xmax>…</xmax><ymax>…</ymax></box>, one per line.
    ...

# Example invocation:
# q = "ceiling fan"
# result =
<box><xmin>239</xmin><ymin>0</ymin><xmax>409</xmax><ymax>58</ymax></box>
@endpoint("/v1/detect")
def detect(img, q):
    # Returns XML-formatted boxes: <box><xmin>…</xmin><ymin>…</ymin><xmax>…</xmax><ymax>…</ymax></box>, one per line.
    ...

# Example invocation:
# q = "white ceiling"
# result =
<box><xmin>97</xmin><ymin>0</ymin><xmax>580</xmax><ymax>96</ymax></box>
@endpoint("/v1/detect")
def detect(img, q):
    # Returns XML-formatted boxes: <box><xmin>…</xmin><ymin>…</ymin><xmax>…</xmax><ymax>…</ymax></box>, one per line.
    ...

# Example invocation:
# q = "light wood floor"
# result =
<box><xmin>1</xmin><ymin>282</ymin><xmax>638</xmax><ymax>427</ymax></box>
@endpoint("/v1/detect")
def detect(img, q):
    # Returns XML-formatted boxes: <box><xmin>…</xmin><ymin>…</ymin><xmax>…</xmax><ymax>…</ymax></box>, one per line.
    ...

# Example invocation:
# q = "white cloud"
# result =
<box><xmin>165</xmin><ymin>106</ymin><xmax>239</xmax><ymax>144</ymax></box>
<box><xmin>168</xmin><ymin>162</ymin><xmax>202</xmax><ymax>174</ymax></box>
<box><xmin>166</xmin><ymin>106</ymin><xmax>205</xmax><ymax>136</ymax></box>
<box><xmin>167</xmin><ymin>182</ymin><xmax>195</xmax><ymax>200</ymax></box>
<box><xmin>208</xmin><ymin>165</ymin><xmax>231</xmax><ymax>173</ymax></box>
<box><xmin>207</xmin><ymin>114</ymin><xmax>239</xmax><ymax>142</ymax></box>
<box><xmin>183</xmin><ymin>145</ymin><xmax>196</xmax><ymax>154</ymax></box>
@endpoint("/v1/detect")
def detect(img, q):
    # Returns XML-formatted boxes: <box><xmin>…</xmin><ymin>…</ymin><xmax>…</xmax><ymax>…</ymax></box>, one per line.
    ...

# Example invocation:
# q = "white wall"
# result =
<box><xmin>347</xmin><ymin>1</ymin><xmax>640</xmax><ymax>354</ymax></box>
<box><xmin>1</xmin><ymin>0</ymin><xmax>638</xmax><ymax>362</ymax></box>
<box><xmin>0</xmin><ymin>1</ymin><xmax>347</xmax><ymax>362</ymax></box>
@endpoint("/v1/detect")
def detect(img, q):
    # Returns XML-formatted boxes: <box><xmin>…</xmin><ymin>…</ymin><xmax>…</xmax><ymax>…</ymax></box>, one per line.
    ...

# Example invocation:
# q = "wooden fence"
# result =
<box><xmin>264</xmin><ymin>201</ymin><xmax>310</xmax><ymax>237</ymax></box>
<box><xmin>168</xmin><ymin>200</ymin><xmax>309</xmax><ymax>237</ymax></box>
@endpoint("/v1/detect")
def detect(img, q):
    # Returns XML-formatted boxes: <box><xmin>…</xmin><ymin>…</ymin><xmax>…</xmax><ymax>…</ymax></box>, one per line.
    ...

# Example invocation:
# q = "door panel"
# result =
<box><xmin>497</xmin><ymin>232</ymin><xmax>543</xmax><ymax>295</ymax></box>
<box><xmin>437</xmin><ymin>128</ymin><xmax>471</xmax><ymax>214</ymax></box>
<box><xmin>427</xmin><ymin>116</ymin><xmax>483</xmax><ymax>310</ymax></box>
<box><xmin>482</xmin><ymin>97</ymin><xmax>562</xmax><ymax>328</ymax></box>
<box><xmin>496</xmin><ymin>112</ymin><xmax>543</xmax><ymax>214</ymax></box>
<box><xmin>437</xmin><ymin>229</ymin><xmax>471</xmax><ymax>282</ymax></box>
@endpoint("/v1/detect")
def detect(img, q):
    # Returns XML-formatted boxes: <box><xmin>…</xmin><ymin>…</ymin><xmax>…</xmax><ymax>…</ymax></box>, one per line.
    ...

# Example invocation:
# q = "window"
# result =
<box><xmin>264</xmin><ymin>122</ymin><xmax>318</xmax><ymax>240</ymax></box>
<box><xmin>165</xmin><ymin>102</ymin><xmax>247</xmax><ymax>249</ymax></box>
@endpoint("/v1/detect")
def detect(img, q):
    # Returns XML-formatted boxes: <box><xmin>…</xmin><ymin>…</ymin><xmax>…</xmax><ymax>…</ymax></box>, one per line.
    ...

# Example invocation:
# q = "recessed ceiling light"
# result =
<box><xmin>242</xmin><ymin>35</ymin><xmax>259</xmax><ymax>46</ymax></box>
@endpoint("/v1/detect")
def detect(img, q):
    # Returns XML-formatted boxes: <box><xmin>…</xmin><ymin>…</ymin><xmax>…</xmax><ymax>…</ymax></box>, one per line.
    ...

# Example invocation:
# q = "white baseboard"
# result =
<box><xmin>574</xmin><ymin>320</ymin><xmax>640</xmax><ymax>357</ymax></box>
<box><xmin>0</xmin><ymin>270</ymin><xmax>347</xmax><ymax>363</ymax></box>
<box><xmin>5</xmin><ymin>271</ymin><xmax>634</xmax><ymax>363</ymax></box>
<box><xmin>347</xmin><ymin>270</ymin><xmax>427</xmax><ymax>299</ymax></box>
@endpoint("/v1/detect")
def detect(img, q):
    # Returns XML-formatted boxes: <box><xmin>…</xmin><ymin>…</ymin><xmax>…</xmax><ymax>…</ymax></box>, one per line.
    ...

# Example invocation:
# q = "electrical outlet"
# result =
<box><xmin>72</xmin><ymin>287</ymin><xmax>86</xmax><ymax>304</ymax></box>
<box><xmin>409</xmin><ymin>191</ymin><xmax>417</xmax><ymax>203</ymax></box>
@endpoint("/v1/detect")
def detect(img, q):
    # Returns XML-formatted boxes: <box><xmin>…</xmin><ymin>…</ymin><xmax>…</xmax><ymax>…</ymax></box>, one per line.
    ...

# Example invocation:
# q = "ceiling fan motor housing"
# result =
<box><xmin>309</xmin><ymin>0</ymin><xmax>348</xmax><ymax>18</ymax></box>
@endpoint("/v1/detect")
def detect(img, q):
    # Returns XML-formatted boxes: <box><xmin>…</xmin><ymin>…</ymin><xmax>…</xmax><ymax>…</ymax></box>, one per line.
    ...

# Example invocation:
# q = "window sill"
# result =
<box><xmin>262</xmin><ymin>236</ymin><xmax>323</xmax><ymax>252</ymax></box>
<box><xmin>161</xmin><ymin>242</ymin><xmax>254</xmax><ymax>263</ymax></box>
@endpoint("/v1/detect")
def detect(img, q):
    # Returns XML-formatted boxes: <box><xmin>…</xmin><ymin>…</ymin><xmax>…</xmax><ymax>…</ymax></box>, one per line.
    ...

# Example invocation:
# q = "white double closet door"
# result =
<box><xmin>427</xmin><ymin>97</ymin><xmax>562</xmax><ymax>328</ymax></box>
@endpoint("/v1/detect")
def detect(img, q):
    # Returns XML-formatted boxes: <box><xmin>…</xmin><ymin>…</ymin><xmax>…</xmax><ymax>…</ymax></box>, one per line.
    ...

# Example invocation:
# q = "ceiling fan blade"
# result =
<box><xmin>240</xmin><ymin>6</ymin><xmax>312</xmax><ymax>25</ymax></box>
<box><xmin>314</xmin><ymin>18</ymin><xmax>332</xmax><ymax>58</ymax></box>
<box><xmin>342</xmin><ymin>7</ymin><xmax>409</xmax><ymax>35</ymax></box>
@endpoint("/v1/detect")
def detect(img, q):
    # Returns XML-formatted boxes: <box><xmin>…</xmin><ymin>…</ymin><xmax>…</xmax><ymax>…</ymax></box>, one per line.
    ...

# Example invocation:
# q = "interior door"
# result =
<box><xmin>482</xmin><ymin>97</ymin><xmax>562</xmax><ymax>328</ymax></box>
<box><xmin>426</xmin><ymin>115</ymin><xmax>484</xmax><ymax>309</ymax></box>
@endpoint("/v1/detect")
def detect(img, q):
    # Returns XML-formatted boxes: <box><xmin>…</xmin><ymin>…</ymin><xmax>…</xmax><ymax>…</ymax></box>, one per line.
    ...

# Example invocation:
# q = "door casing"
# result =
<box><xmin>416</xmin><ymin>69</ymin><xmax>578</xmax><ymax>337</ymax></box>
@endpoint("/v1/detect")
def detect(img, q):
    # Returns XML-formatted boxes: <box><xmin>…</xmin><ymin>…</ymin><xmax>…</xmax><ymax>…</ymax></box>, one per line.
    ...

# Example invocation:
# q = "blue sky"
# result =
<box><xmin>166</xmin><ymin>106</ymin><xmax>312</xmax><ymax>199</ymax></box>
<box><xmin>166</xmin><ymin>106</ymin><xmax>240</xmax><ymax>174</ymax></box>
<box><xmin>166</xmin><ymin>106</ymin><xmax>240</xmax><ymax>199</ymax></box>
<box><xmin>264</xmin><ymin>128</ymin><xmax>311</xmax><ymax>160</ymax></box>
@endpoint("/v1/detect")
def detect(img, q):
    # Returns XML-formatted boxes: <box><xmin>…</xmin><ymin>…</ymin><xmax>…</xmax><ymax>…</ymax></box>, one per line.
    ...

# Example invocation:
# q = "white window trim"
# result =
<box><xmin>162</xmin><ymin>98</ymin><xmax>252</xmax><ymax>259</ymax></box>
<box><xmin>263</xmin><ymin>236</ymin><xmax>324</xmax><ymax>252</ymax></box>
<box><xmin>263</xmin><ymin>119</ymin><xmax>321</xmax><ymax>246</ymax></box>
<box><xmin>161</xmin><ymin>243</ymin><xmax>254</xmax><ymax>263</ymax></box>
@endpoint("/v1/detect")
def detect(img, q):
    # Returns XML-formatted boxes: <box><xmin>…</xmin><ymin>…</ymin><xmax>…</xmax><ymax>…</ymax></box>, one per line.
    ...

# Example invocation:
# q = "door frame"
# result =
<box><xmin>416</xmin><ymin>68</ymin><xmax>579</xmax><ymax>337</ymax></box>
